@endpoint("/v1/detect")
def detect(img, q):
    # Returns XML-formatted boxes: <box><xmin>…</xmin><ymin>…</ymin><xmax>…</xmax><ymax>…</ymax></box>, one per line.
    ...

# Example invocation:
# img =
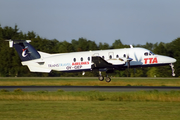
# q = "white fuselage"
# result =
<box><xmin>21</xmin><ymin>47</ymin><xmax>176</xmax><ymax>73</ymax></box>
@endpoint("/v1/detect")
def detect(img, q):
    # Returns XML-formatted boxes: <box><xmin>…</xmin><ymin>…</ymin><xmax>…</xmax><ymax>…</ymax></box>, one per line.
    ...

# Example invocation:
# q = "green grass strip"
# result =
<box><xmin>0</xmin><ymin>89</ymin><xmax>180</xmax><ymax>102</ymax></box>
<box><xmin>0</xmin><ymin>101</ymin><xmax>180</xmax><ymax>120</ymax></box>
<box><xmin>0</xmin><ymin>77</ymin><xmax>180</xmax><ymax>86</ymax></box>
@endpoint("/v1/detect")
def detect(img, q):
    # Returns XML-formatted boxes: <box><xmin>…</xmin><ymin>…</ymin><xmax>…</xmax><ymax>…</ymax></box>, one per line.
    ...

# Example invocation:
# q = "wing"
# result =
<box><xmin>92</xmin><ymin>56</ymin><xmax>125</xmax><ymax>69</ymax></box>
<box><xmin>92</xmin><ymin>56</ymin><xmax>112</xmax><ymax>69</ymax></box>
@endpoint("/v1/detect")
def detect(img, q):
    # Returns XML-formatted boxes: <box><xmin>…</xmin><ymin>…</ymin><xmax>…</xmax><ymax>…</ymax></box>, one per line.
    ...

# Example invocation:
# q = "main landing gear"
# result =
<box><xmin>98</xmin><ymin>71</ymin><xmax>111</xmax><ymax>83</ymax></box>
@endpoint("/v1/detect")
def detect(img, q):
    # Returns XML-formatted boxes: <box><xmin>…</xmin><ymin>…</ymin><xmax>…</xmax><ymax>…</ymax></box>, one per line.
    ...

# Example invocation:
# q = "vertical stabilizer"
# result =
<box><xmin>8</xmin><ymin>40</ymin><xmax>41</xmax><ymax>61</ymax></box>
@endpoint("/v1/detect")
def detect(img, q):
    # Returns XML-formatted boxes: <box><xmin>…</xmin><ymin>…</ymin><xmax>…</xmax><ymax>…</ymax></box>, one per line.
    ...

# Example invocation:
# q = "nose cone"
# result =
<box><xmin>158</xmin><ymin>55</ymin><xmax>176</xmax><ymax>64</ymax></box>
<box><xmin>166</xmin><ymin>56</ymin><xmax>176</xmax><ymax>63</ymax></box>
<box><xmin>171</xmin><ymin>57</ymin><xmax>177</xmax><ymax>63</ymax></box>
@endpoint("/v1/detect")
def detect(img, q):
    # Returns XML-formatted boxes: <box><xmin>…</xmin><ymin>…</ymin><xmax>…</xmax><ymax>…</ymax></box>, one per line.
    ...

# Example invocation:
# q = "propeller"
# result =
<box><xmin>126</xmin><ymin>53</ymin><xmax>133</xmax><ymax>77</ymax></box>
<box><xmin>126</xmin><ymin>54</ymin><xmax>133</xmax><ymax>69</ymax></box>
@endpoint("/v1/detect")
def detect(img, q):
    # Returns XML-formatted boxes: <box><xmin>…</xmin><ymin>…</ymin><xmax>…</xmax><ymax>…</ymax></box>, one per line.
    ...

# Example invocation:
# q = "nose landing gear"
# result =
<box><xmin>170</xmin><ymin>63</ymin><xmax>175</xmax><ymax>76</ymax></box>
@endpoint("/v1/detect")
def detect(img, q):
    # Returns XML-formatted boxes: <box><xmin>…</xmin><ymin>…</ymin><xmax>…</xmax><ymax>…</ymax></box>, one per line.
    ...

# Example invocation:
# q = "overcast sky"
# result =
<box><xmin>1</xmin><ymin>0</ymin><xmax>180</xmax><ymax>45</ymax></box>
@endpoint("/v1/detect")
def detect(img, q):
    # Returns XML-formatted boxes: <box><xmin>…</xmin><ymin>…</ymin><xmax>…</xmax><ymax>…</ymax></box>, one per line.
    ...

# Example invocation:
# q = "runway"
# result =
<box><xmin>0</xmin><ymin>86</ymin><xmax>180</xmax><ymax>92</ymax></box>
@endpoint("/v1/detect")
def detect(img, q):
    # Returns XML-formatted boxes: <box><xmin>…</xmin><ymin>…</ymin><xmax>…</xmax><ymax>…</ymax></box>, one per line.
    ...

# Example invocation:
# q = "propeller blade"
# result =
<box><xmin>128</xmin><ymin>61</ymin><xmax>130</xmax><ymax>69</ymax></box>
<box><xmin>134</xmin><ymin>52</ymin><xmax>138</xmax><ymax>61</ymax></box>
<box><xmin>126</xmin><ymin>53</ymin><xmax>133</xmax><ymax>68</ymax></box>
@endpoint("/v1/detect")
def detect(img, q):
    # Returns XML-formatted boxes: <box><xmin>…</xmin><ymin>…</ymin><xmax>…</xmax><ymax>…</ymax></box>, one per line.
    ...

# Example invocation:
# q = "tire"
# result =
<box><xmin>105</xmin><ymin>77</ymin><xmax>111</xmax><ymax>83</ymax></box>
<box><xmin>98</xmin><ymin>76</ymin><xmax>104</xmax><ymax>81</ymax></box>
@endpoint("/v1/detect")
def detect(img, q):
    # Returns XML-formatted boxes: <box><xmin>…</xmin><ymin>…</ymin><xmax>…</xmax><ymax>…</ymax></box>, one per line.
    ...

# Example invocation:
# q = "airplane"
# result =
<box><xmin>7</xmin><ymin>40</ymin><xmax>176</xmax><ymax>82</ymax></box>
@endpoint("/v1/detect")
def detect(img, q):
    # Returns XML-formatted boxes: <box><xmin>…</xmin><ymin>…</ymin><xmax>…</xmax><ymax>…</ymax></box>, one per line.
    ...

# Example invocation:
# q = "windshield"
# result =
<box><xmin>149</xmin><ymin>51</ymin><xmax>155</xmax><ymax>55</ymax></box>
<box><xmin>144</xmin><ymin>51</ymin><xmax>155</xmax><ymax>56</ymax></box>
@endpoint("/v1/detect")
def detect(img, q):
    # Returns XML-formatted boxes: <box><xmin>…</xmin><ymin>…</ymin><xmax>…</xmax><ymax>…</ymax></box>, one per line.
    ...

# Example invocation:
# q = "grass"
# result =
<box><xmin>0</xmin><ymin>90</ymin><xmax>180</xmax><ymax>102</ymax></box>
<box><xmin>0</xmin><ymin>77</ymin><xmax>180</xmax><ymax>86</ymax></box>
<box><xmin>0</xmin><ymin>101</ymin><xmax>180</xmax><ymax>120</ymax></box>
<box><xmin>0</xmin><ymin>84</ymin><xmax>180</xmax><ymax>120</ymax></box>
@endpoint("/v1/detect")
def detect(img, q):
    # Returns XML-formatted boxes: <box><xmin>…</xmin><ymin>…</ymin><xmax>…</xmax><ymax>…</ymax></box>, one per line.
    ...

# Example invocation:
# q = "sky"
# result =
<box><xmin>0</xmin><ymin>0</ymin><xmax>180</xmax><ymax>46</ymax></box>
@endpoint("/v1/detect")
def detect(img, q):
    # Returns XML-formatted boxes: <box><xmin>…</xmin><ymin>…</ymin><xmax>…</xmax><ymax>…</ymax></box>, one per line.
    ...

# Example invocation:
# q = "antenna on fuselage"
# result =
<box><xmin>130</xmin><ymin>45</ymin><xmax>133</xmax><ymax>48</ymax></box>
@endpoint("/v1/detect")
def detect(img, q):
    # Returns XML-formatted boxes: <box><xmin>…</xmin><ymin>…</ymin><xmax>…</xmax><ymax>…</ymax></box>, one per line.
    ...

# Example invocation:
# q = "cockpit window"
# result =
<box><xmin>144</xmin><ymin>51</ymin><xmax>155</xmax><ymax>56</ymax></box>
<box><xmin>149</xmin><ymin>51</ymin><xmax>154</xmax><ymax>55</ymax></box>
<box><xmin>144</xmin><ymin>52</ymin><xmax>148</xmax><ymax>56</ymax></box>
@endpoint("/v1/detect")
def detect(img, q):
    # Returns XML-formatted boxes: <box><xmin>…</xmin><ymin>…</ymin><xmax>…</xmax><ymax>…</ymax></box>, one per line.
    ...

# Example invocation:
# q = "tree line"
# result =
<box><xmin>0</xmin><ymin>25</ymin><xmax>179</xmax><ymax>77</ymax></box>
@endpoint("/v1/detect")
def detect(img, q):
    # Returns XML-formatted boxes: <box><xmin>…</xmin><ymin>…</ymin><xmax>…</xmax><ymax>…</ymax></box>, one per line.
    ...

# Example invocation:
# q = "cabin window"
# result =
<box><xmin>102</xmin><ymin>56</ymin><xmax>104</xmax><ymax>59</ymax></box>
<box><xmin>123</xmin><ymin>54</ymin><xmax>126</xmax><ymax>57</ymax></box>
<box><xmin>144</xmin><ymin>52</ymin><xmax>148</xmax><ymax>56</ymax></box>
<box><xmin>73</xmin><ymin>58</ymin><xmax>76</xmax><ymax>62</ymax></box>
<box><xmin>109</xmin><ymin>55</ymin><xmax>112</xmax><ymax>59</ymax></box>
<box><xmin>116</xmin><ymin>55</ymin><xmax>119</xmax><ymax>58</ymax></box>
<box><xmin>88</xmin><ymin>57</ymin><xmax>90</xmax><ymax>61</ymax></box>
<box><xmin>81</xmin><ymin>57</ymin><xmax>83</xmax><ymax>61</ymax></box>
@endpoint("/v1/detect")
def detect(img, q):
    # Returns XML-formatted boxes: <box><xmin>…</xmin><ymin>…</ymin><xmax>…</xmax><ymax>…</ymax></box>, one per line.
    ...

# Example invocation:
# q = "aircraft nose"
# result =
<box><xmin>170</xmin><ymin>57</ymin><xmax>176</xmax><ymax>63</ymax></box>
<box><xmin>158</xmin><ymin>56</ymin><xmax>176</xmax><ymax>63</ymax></box>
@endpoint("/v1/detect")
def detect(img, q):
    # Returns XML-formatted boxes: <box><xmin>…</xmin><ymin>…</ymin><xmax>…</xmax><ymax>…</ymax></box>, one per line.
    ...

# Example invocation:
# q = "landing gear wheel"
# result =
<box><xmin>105</xmin><ymin>77</ymin><xmax>111</xmax><ymax>83</ymax></box>
<box><xmin>98</xmin><ymin>76</ymin><xmax>104</xmax><ymax>81</ymax></box>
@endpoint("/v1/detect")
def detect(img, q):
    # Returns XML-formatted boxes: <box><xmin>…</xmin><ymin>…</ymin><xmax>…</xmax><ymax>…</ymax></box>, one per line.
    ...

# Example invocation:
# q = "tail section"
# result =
<box><xmin>8</xmin><ymin>40</ymin><xmax>40</xmax><ymax>61</ymax></box>
<box><xmin>8</xmin><ymin>40</ymin><xmax>51</xmax><ymax>73</ymax></box>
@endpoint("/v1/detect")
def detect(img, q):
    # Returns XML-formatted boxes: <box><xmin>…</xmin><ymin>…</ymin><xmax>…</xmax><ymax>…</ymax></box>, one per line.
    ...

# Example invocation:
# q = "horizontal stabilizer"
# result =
<box><xmin>27</xmin><ymin>65</ymin><xmax>51</xmax><ymax>73</ymax></box>
<box><xmin>7</xmin><ymin>40</ymin><xmax>31</xmax><ymax>47</ymax></box>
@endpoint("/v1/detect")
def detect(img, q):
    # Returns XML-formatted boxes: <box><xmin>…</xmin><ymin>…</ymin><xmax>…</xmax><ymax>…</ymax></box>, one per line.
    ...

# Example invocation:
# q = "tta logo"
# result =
<box><xmin>144</xmin><ymin>57</ymin><xmax>158</xmax><ymax>64</ymax></box>
<box><xmin>22</xmin><ymin>46</ymin><xmax>28</xmax><ymax>57</ymax></box>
